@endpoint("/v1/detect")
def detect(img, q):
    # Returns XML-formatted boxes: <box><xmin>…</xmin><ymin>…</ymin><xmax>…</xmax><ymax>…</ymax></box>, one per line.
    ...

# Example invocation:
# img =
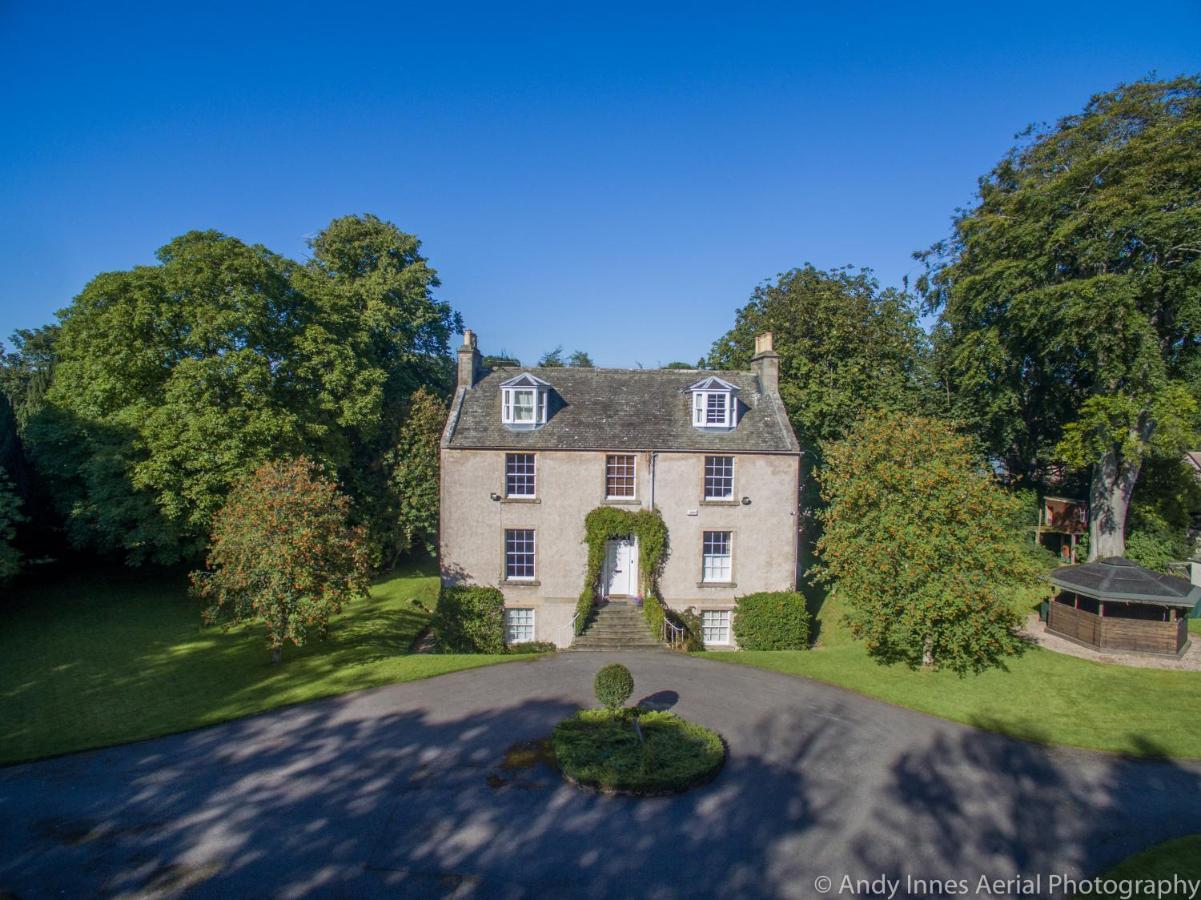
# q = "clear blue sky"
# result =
<box><xmin>1</xmin><ymin>2</ymin><xmax>1197</xmax><ymax>367</ymax></box>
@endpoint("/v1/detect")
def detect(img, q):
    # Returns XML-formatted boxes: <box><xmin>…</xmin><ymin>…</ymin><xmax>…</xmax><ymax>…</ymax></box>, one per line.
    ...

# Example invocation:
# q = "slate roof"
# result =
<box><xmin>1049</xmin><ymin>556</ymin><xmax>1201</xmax><ymax>608</ymax></box>
<box><xmin>444</xmin><ymin>367</ymin><xmax>800</xmax><ymax>453</ymax></box>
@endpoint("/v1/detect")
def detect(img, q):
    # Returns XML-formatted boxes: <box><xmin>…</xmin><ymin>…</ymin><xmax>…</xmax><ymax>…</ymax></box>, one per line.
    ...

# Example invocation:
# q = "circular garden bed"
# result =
<box><xmin>552</xmin><ymin>708</ymin><xmax>726</xmax><ymax>796</ymax></box>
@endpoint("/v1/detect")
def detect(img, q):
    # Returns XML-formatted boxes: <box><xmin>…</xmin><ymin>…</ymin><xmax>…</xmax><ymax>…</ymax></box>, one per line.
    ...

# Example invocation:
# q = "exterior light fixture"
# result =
<box><xmin>741</xmin><ymin>496</ymin><xmax>752</xmax><ymax>505</ymax></box>
<box><xmin>490</xmin><ymin>492</ymin><xmax>501</xmax><ymax>501</ymax></box>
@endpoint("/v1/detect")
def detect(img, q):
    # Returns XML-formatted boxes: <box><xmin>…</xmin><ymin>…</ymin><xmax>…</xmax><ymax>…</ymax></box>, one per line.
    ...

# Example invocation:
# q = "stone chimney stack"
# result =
<box><xmin>457</xmin><ymin>329</ymin><xmax>481</xmax><ymax>388</ymax></box>
<box><xmin>751</xmin><ymin>331</ymin><xmax>780</xmax><ymax>395</ymax></box>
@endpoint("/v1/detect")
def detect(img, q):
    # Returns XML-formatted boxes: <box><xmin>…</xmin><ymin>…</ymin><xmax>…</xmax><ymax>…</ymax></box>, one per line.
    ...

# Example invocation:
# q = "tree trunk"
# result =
<box><xmin>1088</xmin><ymin>446</ymin><xmax>1140</xmax><ymax>560</ymax></box>
<box><xmin>271</xmin><ymin>646</ymin><xmax>282</xmax><ymax>665</ymax></box>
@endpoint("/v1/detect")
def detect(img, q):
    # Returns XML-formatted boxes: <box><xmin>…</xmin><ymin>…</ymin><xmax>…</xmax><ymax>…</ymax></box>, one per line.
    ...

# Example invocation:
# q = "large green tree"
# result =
<box><xmin>379</xmin><ymin>386</ymin><xmax>447</xmax><ymax>564</ymax></box>
<box><xmin>29</xmin><ymin>214</ymin><xmax>456</xmax><ymax>564</ymax></box>
<box><xmin>193</xmin><ymin>457</ymin><xmax>370</xmax><ymax>663</ymax></box>
<box><xmin>919</xmin><ymin>77</ymin><xmax>1201</xmax><ymax>557</ymax></box>
<box><xmin>708</xmin><ymin>265</ymin><xmax>927</xmax><ymax>449</ymax></box>
<box><xmin>816</xmin><ymin>413</ymin><xmax>1040</xmax><ymax>674</ymax></box>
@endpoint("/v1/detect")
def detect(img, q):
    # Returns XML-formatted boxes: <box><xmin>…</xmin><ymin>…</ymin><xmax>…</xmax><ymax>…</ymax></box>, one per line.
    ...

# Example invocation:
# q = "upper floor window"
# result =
<box><xmin>506</xmin><ymin>453</ymin><xmax>536</xmax><ymax>498</ymax></box>
<box><xmin>704</xmin><ymin>456</ymin><xmax>734</xmax><ymax>500</ymax></box>
<box><xmin>606</xmin><ymin>454</ymin><xmax>636</xmax><ymax>499</ymax></box>
<box><xmin>500</xmin><ymin>373</ymin><xmax>550</xmax><ymax>429</ymax></box>
<box><xmin>505</xmin><ymin>528</ymin><xmax>536</xmax><ymax>581</ymax></box>
<box><xmin>688</xmin><ymin>376</ymin><xmax>738</xmax><ymax>429</ymax></box>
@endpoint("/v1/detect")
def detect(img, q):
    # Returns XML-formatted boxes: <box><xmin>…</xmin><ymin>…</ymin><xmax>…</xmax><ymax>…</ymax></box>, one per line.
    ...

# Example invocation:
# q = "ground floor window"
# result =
<box><xmin>506</xmin><ymin>607</ymin><xmax>535</xmax><ymax>643</ymax></box>
<box><xmin>701</xmin><ymin>609</ymin><xmax>731</xmax><ymax>644</ymax></box>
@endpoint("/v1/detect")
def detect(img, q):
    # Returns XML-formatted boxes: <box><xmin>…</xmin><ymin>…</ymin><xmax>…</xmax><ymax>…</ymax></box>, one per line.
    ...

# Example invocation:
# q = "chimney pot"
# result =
<box><xmin>751</xmin><ymin>332</ymin><xmax>780</xmax><ymax>395</ymax></box>
<box><xmin>457</xmin><ymin>329</ymin><xmax>481</xmax><ymax>388</ymax></box>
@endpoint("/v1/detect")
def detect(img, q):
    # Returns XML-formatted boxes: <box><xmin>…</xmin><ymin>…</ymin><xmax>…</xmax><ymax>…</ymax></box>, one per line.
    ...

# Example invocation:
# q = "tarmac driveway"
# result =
<box><xmin>2</xmin><ymin>651</ymin><xmax>1201</xmax><ymax>898</ymax></box>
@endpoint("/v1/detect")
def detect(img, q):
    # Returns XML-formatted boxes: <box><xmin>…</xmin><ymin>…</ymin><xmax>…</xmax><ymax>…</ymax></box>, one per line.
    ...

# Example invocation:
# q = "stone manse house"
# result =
<box><xmin>439</xmin><ymin>330</ymin><xmax>802</xmax><ymax>649</ymax></box>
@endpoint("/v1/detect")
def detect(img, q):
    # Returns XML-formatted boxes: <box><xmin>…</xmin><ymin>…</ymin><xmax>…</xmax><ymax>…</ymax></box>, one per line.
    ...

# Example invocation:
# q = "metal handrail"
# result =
<box><xmin>661</xmin><ymin>618</ymin><xmax>686</xmax><ymax>649</ymax></box>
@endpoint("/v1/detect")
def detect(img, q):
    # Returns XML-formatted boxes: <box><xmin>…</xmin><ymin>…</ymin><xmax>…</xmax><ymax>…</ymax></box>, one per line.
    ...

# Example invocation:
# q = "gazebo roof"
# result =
<box><xmin>1049</xmin><ymin>557</ymin><xmax>1201</xmax><ymax>608</ymax></box>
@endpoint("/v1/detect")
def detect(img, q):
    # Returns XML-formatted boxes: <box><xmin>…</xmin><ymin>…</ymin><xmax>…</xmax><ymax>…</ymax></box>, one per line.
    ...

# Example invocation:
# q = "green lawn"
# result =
<box><xmin>0</xmin><ymin>560</ymin><xmax>527</xmax><ymax>766</ymax></box>
<box><xmin>705</xmin><ymin>594</ymin><xmax>1201</xmax><ymax>758</ymax></box>
<box><xmin>1099</xmin><ymin>835</ymin><xmax>1201</xmax><ymax>898</ymax></box>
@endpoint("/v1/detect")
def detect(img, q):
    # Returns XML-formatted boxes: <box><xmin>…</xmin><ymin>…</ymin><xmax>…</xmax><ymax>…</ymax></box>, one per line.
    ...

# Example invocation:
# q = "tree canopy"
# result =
<box><xmin>193</xmin><ymin>457</ymin><xmax>370</xmax><ymax>662</ymax></box>
<box><xmin>919</xmin><ymin>77</ymin><xmax>1201</xmax><ymax>556</ymax></box>
<box><xmin>28</xmin><ymin>215</ymin><xmax>457</xmax><ymax>564</ymax></box>
<box><xmin>708</xmin><ymin>264</ymin><xmax>927</xmax><ymax>449</ymax></box>
<box><xmin>816</xmin><ymin>413</ymin><xmax>1041</xmax><ymax>674</ymax></box>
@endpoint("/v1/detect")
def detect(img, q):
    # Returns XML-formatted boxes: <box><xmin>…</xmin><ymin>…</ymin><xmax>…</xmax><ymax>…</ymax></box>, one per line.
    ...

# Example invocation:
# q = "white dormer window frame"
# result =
<box><xmin>500</xmin><ymin>373</ymin><xmax>551</xmax><ymax>428</ymax></box>
<box><xmin>688</xmin><ymin>376</ymin><xmax>738</xmax><ymax>429</ymax></box>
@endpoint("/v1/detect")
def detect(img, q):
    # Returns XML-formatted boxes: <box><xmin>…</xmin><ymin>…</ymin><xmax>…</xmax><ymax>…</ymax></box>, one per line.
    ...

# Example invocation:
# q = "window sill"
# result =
<box><xmin>697</xmin><ymin>581</ymin><xmax>736</xmax><ymax>589</ymax></box>
<box><xmin>502</xmin><ymin>497</ymin><xmax>540</xmax><ymax>504</ymax></box>
<box><xmin>602</xmin><ymin>498</ymin><xmax>641</xmax><ymax>506</ymax></box>
<box><xmin>503</xmin><ymin>579</ymin><xmax>541</xmax><ymax>587</ymax></box>
<box><xmin>700</xmin><ymin>499</ymin><xmax>740</xmax><ymax>507</ymax></box>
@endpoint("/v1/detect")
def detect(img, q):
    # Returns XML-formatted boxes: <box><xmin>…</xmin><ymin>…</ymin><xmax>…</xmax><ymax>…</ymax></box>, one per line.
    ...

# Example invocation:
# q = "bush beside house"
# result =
<box><xmin>733</xmin><ymin>591</ymin><xmax>810</xmax><ymax>650</ymax></box>
<box><xmin>431</xmin><ymin>585</ymin><xmax>506</xmax><ymax>653</ymax></box>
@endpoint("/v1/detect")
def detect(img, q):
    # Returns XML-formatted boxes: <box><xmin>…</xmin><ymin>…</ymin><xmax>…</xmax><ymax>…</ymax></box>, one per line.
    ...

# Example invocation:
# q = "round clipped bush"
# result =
<box><xmin>553</xmin><ymin>709</ymin><xmax>726</xmax><ymax>795</ymax></box>
<box><xmin>594</xmin><ymin>663</ymin><xmax>634</xmax><ymax>712</ymax></box>
<box><xmin>733</xmin><ymin>591</ymin><xmax>811</xmax><ymax>650</ymax></box>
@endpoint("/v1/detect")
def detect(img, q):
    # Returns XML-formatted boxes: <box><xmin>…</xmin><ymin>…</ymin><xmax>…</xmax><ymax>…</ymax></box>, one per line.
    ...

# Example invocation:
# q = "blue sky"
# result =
<box><xmin>1</xmin><ymin>2</ymin><xmax>1197</xmax><ymax>367</ymax></box>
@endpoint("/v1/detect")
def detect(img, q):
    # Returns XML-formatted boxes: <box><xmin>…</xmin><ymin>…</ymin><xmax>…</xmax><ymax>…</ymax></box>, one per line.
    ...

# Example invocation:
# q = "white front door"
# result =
<box><xmin>604</xmin><ymin>538</ymin><xmax>639</xmax><ymax>598</ymax></box>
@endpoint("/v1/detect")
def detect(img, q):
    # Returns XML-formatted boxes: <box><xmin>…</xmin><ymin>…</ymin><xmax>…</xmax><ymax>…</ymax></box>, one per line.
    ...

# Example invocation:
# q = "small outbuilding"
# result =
<box><xmin>1048</xmin><ymin>557</ymin><xmax>1200</xmax><ymax>656</ymax></box>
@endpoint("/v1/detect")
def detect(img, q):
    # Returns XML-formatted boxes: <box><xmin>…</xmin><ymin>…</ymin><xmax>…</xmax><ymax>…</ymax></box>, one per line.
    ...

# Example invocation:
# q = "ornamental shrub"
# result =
<box><xmin>594</xmin><ymin>663</ymin><xmax>634</xmax><ymax>713</ymax></box>
<box><xmin>431</xmin><ymin>585</ymin><xmax>506</xmax><ymax>654</ymax></box>
<box><xmin>733</xmin><ymin>592</ymin><xmax>811</xmax><ymax>650</ymax></box>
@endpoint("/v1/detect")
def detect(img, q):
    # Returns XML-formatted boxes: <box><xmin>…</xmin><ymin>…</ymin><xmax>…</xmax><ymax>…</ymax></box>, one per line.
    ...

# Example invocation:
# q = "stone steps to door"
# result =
<box><xmin>569</xmin><ymin>601</ymin><xmax>665</xmax><ymax>651</ymax></box>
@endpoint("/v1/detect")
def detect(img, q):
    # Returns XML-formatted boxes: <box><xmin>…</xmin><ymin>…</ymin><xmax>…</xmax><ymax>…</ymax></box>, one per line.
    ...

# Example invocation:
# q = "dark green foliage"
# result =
<box><xmin>733</xmin><ymin>592</ymin><xmax>811</xmax><ymax>650</ymax></box>
<box><xmin>378</xmin><ymin>387</ymin><xmax>447</xmax><ymax>564</ymax></box>
<box><xmin>27</xmin><ymin>215</ymin><xmax>456</xmax><ymax>565</ymax></box>
<box><xmin>577</xmin><ymin>506</ymin><xmax>669</xmax><ymax>634</ymax></box>
<box><xmin>817</xmin><ymin>413</ymin><xmax>1042</xmax><ymax>674</ymax></box>
<box><xmin>552</xmin><ymin>709</ymin><xmax>725</xmax><ymax>794</ymax></box>
<box><xmin>919</xmin><ymin>77</ymin><xmax>1201</xmax><ymax>555</ymax></box>
<box><xmin>661</xmin><ymin>361</ymin><xmax>696</xmax><ymax>370</ymax></box>
<box><xmin>708</xmin><ymin>264</ymin><xmax>927</xmax><ymax>449</ymax></box>
<box><xmin>0</xmin><ymin>325</ymin><xmax>58</xmax><ymax>429</ymax></box>
<box><xmin>593</xmin><ymin>663</ymin><xmax>634</xmax><ymax>712</ymax></box>
<box><xmin>1125</xmin><ymin>526</ymin><xmax>1193</xmax><ymax>574</ymax></box>
<box><xmin>431</xmin><ymin>585</ymin><xmax>506</xmax><ymax>654</ymax></box>
<box><xmin>567</xmin><ymin>350</ymin><xmax>594</xmax><ymax>368</ymax></box>
<box><xmin>675</xmin><ymin>607</ymin><xmax>705</xmax><ymax>652</ymax></box>
<box><xmin>0</xmin><ymin>469</ymin><xmax>24</xmax><ymax>582</ymax></box>
<box><xmin>537</xmin><ymin>346</ymin><xmax>565</xmax><ymax>367</ymax></box>
<box><xmin>510</xmin><ymin>640</ymin><xmax>557</xmax><ymax>654</ymax></box>
<box><xmin>482</xmin><ymin>354</ymin><xmax>521</xmax><ymax>368</ymax></box>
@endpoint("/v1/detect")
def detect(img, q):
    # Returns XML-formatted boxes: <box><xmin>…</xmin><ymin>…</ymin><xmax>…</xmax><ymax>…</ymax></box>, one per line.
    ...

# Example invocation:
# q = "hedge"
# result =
<box><xmin>733</xmin><ymin>591</ymin><xmax>810</xmax><ymax>650</ymax></box>
<box><xmin>431</xmin><ymin>585</ymin><xmax>506</xmax><ymax>653</ymax></box>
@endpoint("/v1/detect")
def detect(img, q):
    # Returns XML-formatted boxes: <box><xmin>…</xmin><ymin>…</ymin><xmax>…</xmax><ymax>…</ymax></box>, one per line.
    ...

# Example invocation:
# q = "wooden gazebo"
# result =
<box><xmin>1048</xmin><ymin>557</ymin><xmax>1200</xmax><ymax>656</ymax></box>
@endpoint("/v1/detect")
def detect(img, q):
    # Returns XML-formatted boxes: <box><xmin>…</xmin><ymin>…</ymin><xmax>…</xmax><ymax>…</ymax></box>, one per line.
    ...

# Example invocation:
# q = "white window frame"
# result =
<box><xmin>504</xmin><ymin>528</ymin><xmax>536</xmax><ymax>581</ymax></box>
<box><xmin>605</xmin><ymin>454</ymin><xmax>637</xmax><ymax>500</ymax></box>
<box><xmin>691</xmin><ymin>391</ymin><xmax>737</xmax><ymax>428</ymax></box>
<box><xmin>704</xmin><ymin>455</ymin><xmax>735</xmax><ymax>501</ymax></box>
<box><xmin>702</xmin><ymin>530</ymin><xmax>733</xmax><ymax>583</ymax></box>
<box><xmin>506</xmin><ymin>607</ymin><xmax>535</xmax><ymax>644</ymax></box>
<box><xmin>500</xmin><ymin>374</ymin><xmax>550</xmax><ymax>428</ymax></box>
<box><xmin>701</xmin><ymin>609</ymin><xmax>731</xmax><ymax>645</ymax></box>
<box><xmin>505</xmin><ymin>453</ymin><xmax>537</xmax><ymax>498</ymax></box>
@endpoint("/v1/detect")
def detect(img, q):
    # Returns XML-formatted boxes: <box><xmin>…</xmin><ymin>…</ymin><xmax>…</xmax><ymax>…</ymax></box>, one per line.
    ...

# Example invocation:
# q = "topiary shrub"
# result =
<box><xmin>733</xmin><ymin>591</ymin><xmax>811</xmax><ymax>650</ymax></box>
<box><xmin>431</xmin><ymin>585</ymin><xmax>506</xmax><ymax>653</ymax></box>
<box><xmin>594</xmin><ymin>663</ymin><xmax>634</xmax><ymax>713</ymax></box>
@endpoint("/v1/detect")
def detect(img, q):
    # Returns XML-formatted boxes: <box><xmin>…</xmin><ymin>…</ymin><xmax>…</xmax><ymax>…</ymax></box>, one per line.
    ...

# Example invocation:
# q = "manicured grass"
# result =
<box><xmin>0</xmin><ymin>560</ymin><xmax>528</xmax><ymax>766</ymax></box>
<box><xmin>1099</xmin><ymin>835</ymin><xmax>1201</xmax><ymax>898</ymax></box>
<box><xmin>705</xmin><ymin>595</ymin><xmax>1201</xmax><ymax>758</ymax></box>
<box><xmin>552</xmin><ymin>709</ymin><xmax>726</xmax><ymax>794</ymax></box>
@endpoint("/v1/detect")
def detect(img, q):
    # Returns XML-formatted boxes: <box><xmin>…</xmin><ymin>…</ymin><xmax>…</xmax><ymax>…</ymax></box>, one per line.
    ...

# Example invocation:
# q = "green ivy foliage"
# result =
<box><xmin>431</xmin><ymin>585</ymin><xmax>506</xmax><ymax>654</ymax></box>
<box><xmin>732</xmin><ymin>591</ymin><xmax>811</xmax><ymax>650</ymax></box>
<box><xmin>577</xmin><ymin>507</ymin><xmax>668</xmax><ymax>635</ymax></box>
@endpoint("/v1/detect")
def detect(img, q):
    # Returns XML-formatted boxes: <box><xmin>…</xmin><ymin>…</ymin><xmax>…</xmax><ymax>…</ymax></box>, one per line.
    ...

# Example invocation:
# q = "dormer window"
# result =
<box><xmin>500</xmin><ymin>373</ymin><xmax>550</xmax><ymax>429</ymax></box>
<box><xmin>688</xmin><ymin>376</ymin><xmax>738</xmax><ymax>429</ymax></box>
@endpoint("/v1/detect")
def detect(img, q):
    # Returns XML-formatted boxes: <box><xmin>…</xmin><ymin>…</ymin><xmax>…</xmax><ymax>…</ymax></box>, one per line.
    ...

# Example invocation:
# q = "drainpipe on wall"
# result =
<box><xmin>650</xmin><ymin>451</ymin><xmax>659</xmax><ymax>510</ymax></box>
